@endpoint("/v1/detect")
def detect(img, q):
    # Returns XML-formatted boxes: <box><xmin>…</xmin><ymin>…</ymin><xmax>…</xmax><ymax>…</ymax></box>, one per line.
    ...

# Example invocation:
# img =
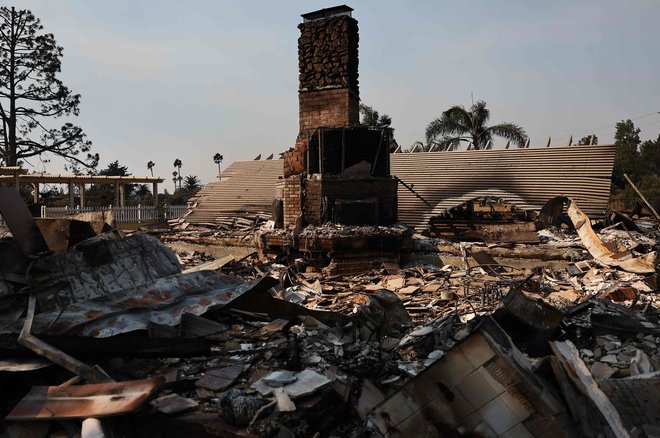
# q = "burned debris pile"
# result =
<box><xmin>1</xmin><ymin>181</ymin><xmax>660</xmax><ymax>437</ymax></box>
<box><xmin>1</xmin><ymin>4</ymin><xmax>659</xmax><ymax>438</ymax></box>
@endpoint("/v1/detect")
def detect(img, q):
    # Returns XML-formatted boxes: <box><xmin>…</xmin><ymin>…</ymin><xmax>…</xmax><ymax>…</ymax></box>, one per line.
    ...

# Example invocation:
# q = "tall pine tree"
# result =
<box><xmin>0</xmin><ymin>7</ymin><xmax>97</xmax><ymax>169</ymax></box>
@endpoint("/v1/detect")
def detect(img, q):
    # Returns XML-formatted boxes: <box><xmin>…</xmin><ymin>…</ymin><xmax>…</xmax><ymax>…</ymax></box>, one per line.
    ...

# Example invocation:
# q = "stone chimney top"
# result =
<box><xmin>301</xmin><ymin>5</ymin><xmax>353</xmax><ymax>22</ymax></box>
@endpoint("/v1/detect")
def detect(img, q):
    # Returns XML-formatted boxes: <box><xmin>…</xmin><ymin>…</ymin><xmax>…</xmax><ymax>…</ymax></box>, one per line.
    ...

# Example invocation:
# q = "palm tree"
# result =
<box><xmin>147</xmin><ymin>160</ymin><xmax>155</xmax><ymax>176</ymax></box>
<box><xmin>134</xmin><ymin>184</ymin><xmax>151</xmax><ymax>201</ymax></box>
<box><xmin>359</xmin><ymin>103</ymin><xmax>392</xmax><ymax>127</ymax></box>
<box><xmin>183</xmin><ymin>175</ymin><xmax>201</xmax><ymax>192</ymax></box>
<box><xmin>173</xmin><ymin>159</ymin><xmax>182</xmax><ymax>190</ymax></box>
<box><xmin>409</xmin><ymin>141</ymin><xmax>427</xmax><ymax>152</ymax></box>
<box><xmin>425</xmin><ymin>101</ymin><xmax>527</xmax><ymax>151</ymax></box>
<box><xmin>578</xmin><ymin>135</ymin><xmax>598</xmax><ymax>145</ymax></box>
<box><xmin>213</xmin><ymin>153</ymin><xmax>223</xmax><ymax>178</ymax></box>
<box><xmin>172</xmin><ymin>171</ymin><xmax>178</xmax><ymax>191</ymax></box>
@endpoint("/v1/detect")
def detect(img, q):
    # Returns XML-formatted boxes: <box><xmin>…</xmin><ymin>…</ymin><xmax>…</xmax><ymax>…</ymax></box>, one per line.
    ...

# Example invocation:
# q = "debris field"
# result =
<box><xmin>1</xmin><ymin>184</ymin><xmax>659</xmax><ymax>437</ymax></box>
<box><xmin>1</xmin><ymin>4</ymin><xmax>659</xmax><ymax>438</ymax></box>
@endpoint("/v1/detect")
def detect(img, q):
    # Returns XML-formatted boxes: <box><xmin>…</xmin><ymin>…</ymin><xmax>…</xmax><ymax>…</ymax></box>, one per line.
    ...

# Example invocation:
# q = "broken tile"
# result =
<box><xmin>434</xmin><ymin>348</ymin><xmax>475</xmax><ymax>387</ymax></box>
<box><xmin>195</xmin><ymin>364</ymin><xmax>243</xmax><ymax>392</ymax></box>
<box><xmin>500</xmin><ymin>423</ymin><xmax>535</xmax><ymax>438</ymax></box>
<box><xmin>459</xmin><ymin>333</ymin><xmax>496</xmax><ymax>369</ymax></box>
<box><xmin>152</xmin><ymin>393</ymin><xmax>199</xmax><ymax>415</ymax></box>
<box><xmin>456</xmin><ymin>370</ymin><xmax>500</xmax><ymax>410</ymax></box>
<box><xmin>477</xmin><ymin>395</ymin><xmax>521</xmax><ymax>435</ymax></box>
<box><xmin>263</xmin><ymin>370</ymin><xmax>298</xmax><ymax>387</ymax></box>
<box><xmin>281</xmin><ymin>369</ymin><xmax>332</xmax><ymax>399</ymax></box>
<box><xmin>600</xmin><ymin>354</ymin><xmax>618</xmax><ymax>364</ymax></box>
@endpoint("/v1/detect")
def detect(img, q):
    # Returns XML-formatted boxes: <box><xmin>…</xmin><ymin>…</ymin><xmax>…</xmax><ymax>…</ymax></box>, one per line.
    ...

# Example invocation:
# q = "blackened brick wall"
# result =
<box><xmin>283</xmin><ymin>175</ymin><xmax>303</xmax><ymax>227</ymax></box>
<box><xmin>303</xmin><ymin>178</ymin><xmax>397</xmax><ymax>225</ymax></box>
<box><xmin>284</xmin><ymin>136</ymin><xmax>308</xmax><ymax>178</ymax></box>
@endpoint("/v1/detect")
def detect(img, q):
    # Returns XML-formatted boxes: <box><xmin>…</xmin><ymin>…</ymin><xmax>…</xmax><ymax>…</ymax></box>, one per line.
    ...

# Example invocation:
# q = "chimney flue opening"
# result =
<box><xmin>301</xmin><ymin>5</ymin><xmax>353</xmax><ymax>23</ymax></box>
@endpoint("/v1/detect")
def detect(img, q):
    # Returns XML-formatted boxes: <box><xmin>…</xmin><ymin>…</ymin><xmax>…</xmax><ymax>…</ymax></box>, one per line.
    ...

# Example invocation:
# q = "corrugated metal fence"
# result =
<box><xmin>41</xmin><ymin>205</ymin><xmax>187</xmax><ymax>224</ymax></box>
<box><xmin>390</xmin><ymin>144</ymin><xmax>616</xmax><ymax>231</ymax></box>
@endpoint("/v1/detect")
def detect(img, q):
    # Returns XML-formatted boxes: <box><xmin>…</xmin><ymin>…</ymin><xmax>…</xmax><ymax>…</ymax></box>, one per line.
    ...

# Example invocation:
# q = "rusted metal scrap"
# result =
<box><xmin>19</xmin><ymin>295</ymin><xmax>111</xmax><ymax>383</ymax></box>
<box><xmin>29</xmin><ymin>232</ymin><xmax>182</xmax><ymax>312</ymax></box>
<box><xmin>6</xmin><ymin>377</ymin><xmax>163</xmax><ymax>420</ymax></box>
<box><xmin>30</xmin><ymin>271</ymin><xmax>273</xmax><ymax>338</ymax></box>
<box><xmin>563</xmin><ymin>197</ymin><xmax>657</xmax><ymax>274</ymax></box>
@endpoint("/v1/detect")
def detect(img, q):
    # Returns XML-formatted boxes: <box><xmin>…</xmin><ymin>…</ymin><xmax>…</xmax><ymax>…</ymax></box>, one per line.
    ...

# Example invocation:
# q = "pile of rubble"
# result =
<box><xmin>0</xmin><ymin>187</ymin><xmax>659</xmax><ymax>437</ymax></box>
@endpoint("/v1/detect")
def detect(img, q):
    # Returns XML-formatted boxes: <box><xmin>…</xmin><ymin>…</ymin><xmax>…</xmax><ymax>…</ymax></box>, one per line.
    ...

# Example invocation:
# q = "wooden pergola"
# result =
<box><xmin>0</xmin><ymin>170</ymin><xmax>164</xmax><ymax>207</ymax></box>
<box><xmin>0</xmin><ymin>166</ymin><xmax>26</xmax><ymax>187</ymax></box>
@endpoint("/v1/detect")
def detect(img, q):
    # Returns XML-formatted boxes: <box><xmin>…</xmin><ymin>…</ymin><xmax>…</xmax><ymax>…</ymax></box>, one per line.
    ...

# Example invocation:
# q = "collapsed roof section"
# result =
<box><xmin>182</xmin><ymin>159</ymin><xmax>283</xmax><ymax>226</ymax></box>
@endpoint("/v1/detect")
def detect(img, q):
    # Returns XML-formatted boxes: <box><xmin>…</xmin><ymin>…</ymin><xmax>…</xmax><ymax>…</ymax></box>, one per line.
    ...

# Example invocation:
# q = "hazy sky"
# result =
<box><xmin>16</xmin><ymin>1</ymin><xmax>660</xmax><ymax>191</ymax></box>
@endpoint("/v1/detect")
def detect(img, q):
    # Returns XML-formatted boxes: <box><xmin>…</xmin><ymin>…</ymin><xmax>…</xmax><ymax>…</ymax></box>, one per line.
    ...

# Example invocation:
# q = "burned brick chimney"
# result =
<box><xmin>281</xmin><ymin>5</ymin><xmax>397</xmax><ymax>228</ymax></box>
<box><xmin>297</xmin><ymin>5</ymin><xmax>359</xmax><ymax>132</ymax></box>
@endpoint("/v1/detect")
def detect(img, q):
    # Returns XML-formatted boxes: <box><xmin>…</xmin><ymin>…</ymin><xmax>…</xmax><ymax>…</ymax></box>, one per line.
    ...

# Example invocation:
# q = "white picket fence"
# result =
<box><xmin>41</xmin><ymin>205</ymin><xmax>188</xmax><ymax>224</ymax></box>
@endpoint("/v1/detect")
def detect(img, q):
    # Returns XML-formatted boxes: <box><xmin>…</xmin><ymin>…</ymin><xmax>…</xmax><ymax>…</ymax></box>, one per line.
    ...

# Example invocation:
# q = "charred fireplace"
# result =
<box><xmin>281</xmin><ymin>5</ymin><xmax>398</xmax><ymax>228</ymax></box>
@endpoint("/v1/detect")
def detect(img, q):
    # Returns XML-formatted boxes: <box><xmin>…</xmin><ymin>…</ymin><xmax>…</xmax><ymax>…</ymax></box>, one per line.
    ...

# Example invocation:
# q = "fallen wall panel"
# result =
<box><xmin>391</xmin><ymin>144</ymin><xmax>616</xmax><ymax>231</ymax></box>
<box><xmin>368</xmin><ymin>317</ymin><xmax>573</xmax><ymax>437</ymax></box>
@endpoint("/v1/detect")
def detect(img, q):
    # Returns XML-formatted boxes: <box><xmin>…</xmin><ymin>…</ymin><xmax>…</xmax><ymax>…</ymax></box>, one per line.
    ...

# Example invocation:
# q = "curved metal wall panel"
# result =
<box><xmin>390</xmin><ymin>145</ymin><xmax>616</xmax><ymax>231</ymax></box>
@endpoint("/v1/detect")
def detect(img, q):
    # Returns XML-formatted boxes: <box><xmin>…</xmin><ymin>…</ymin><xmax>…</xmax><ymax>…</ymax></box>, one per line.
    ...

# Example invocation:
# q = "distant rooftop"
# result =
<box><xmin>0</xmin><ymin>166</ymin><xmax>26</xmax><ymax>176</ymax></box>
<box><xmin>301</xmin><ymin>5</ymin><xmax>353</xmax><ymax>22</ymax></box>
